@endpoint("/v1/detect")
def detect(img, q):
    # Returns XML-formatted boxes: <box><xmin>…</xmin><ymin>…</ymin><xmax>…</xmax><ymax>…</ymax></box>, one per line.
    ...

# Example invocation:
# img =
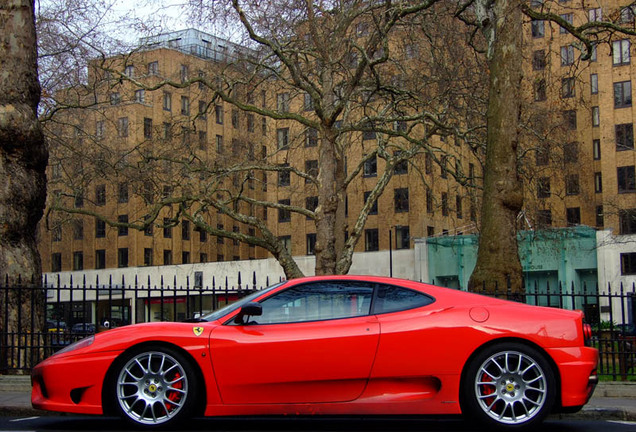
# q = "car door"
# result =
<box><xmin>209</xmin><ymin>281</ymin><xmax>380</xmax><ymax>404</ymax></box>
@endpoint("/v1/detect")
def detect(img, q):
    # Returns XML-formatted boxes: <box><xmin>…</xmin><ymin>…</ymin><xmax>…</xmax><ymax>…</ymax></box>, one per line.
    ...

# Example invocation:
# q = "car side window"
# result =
<box><xmin>256</xmin><ymin>282</ymin><xmax>374</xmax><ymax>324</ymax></box>
<box><xmin>373</xmin><ymin>285</ymin><xmax>434</xmax><ymax>314</ymax></box>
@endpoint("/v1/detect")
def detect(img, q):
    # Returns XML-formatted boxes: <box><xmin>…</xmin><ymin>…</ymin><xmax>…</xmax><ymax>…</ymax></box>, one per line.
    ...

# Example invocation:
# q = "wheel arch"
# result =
<box><xmin>101</xmin><ymin>340</ymin><xmax>207</xmax><ymax>417</ymax></box>
<box><xmin>458</xmin><ymin>337</ymin><xmax>563</xmax><ymax>413</ymax></box>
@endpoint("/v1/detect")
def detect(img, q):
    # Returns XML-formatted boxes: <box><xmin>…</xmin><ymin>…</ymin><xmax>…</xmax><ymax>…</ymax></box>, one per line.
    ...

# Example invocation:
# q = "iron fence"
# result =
<box><xmin>1</xmin><ymin>274</ymin><xmax>635</xmax><ymax>380</ymax></box>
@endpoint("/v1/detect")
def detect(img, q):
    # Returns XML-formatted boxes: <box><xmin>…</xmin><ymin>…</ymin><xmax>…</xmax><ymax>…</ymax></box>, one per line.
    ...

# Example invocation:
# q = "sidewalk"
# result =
<box><xmin>0</xmin><ymin>376</ymin><xmax>634</xmax><ymax>420</ymax></box>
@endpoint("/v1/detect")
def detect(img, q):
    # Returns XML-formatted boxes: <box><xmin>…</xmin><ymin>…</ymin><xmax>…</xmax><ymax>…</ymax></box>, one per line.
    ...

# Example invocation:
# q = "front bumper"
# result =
<box><xmin>31</xmin><ymin>351</ymin><xmax>121</xmax><ymax>415</ymax></box>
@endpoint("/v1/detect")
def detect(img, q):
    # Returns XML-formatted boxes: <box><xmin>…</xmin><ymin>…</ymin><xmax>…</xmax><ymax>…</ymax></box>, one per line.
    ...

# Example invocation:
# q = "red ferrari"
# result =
<box><xmin>32</xmin><ymin>276</ymin><xmax>598</xmax><ymax>430</ymax></box>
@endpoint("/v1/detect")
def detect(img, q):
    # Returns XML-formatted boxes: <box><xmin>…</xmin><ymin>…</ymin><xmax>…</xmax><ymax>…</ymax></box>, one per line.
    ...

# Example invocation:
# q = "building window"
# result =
<box><xmin>231</xmin><ymin>109</ymin><xmax>239</xmax><ymax>128</ymax></box>
<box><xmin>278</xmin><ymin>199</ymin><xmax>291</xmax><ymax>222</ymax></box>
<box><xmin>182</xmin><ymin>251</ymin><xmax>190</xmax><ymax>264</ymax></box>
<box><xmin>588</xmin><ymin>7</ymin><xmax>602</xmax><ymax>21</ymax></box>
<box><xmin>182</xmin><ymin>220</ymin><xmax>190</xmax><ymax>240</ymax></box>
<box><xmin>278</xmin><ymin>235</ymin><xmax>291</xmax><ymax>254</ymax></box>
<box><xmin>592</xmin><ymin>172</ymin><xmax>602</xmax><ymax>193</ymax></box>
<box><xmin>94</xmin><ymin>184</ymin><xmax>106</xmax><ymax>206</ymax></box>
<box><xmin>147</xmin><ymin>61</ymin><xmax>158</xmax><ymax>75</ymax></box>
<box><xmin>215</xmin><ymin>135</ymin><xmax>224</xmax><ymax>154</ymax></box>
<box><xmin>305</xmin><ymin>128</ymin><xmax>318</xmax><ymax>147</ymax></box>
<box><xmin>163</xmin><ymin>217</ymin><xmax>172</xmax><ymax>238</ymax></box>
<box><xmin>614</xmin><ymin>81</ymin><xmax>632</xmax><ymax>108</ymax></box>
<box><xmin>198</xmin><ymin>131</ymin><xmax>207</xmax><ymax>151</ymax></box>
<box><xmin>592</xmin><ymin>139</ymin><xmax>601</xmax><ymax>160</ymax></box>
<box><xmin>95</xmin><ymin>121</ymin><xmax>104</xmax><ymax>139</ymax></box>
<box><xmin>72</xmin><ymin>219</ymin><xmax>84</xmax><ymax>240</ymax></box>
<box><xmin>560</xmin><ymin>45</ymin><xmax>575</xmax><ymax>66</ymax></box>
<box><xmin>303</xmin><ymin>93</ymin><xmax>314</xmax><ymax>111</ymax></box>
<box><xmin>247</xmin><ymin>113</ymin><xmax>254</xmax><ymax>132</ymax></box>
<box><xmin>618</xmin><ymin>166</ymin><xmax>636</xmax><ymax>193</ymax></box>
<box><xmin>118</xmin><ymin>248</ymin><xmax>129</xmax><ymax>268</ymax></box>
<box><xmin>163</xmin><ymin>250</ymin><xmax>173</xmax><ymax>265</ymax></box>
<box><xmin>117</xmin><ymin>117</ymin><xmax>128</xmax><ymax>137</ymax></box>
<box><xmin>277</xmin><ymin>128</ymin><xmax>289</xmax><ymax>149</ymax></box>
<box><xmin>531</xmin><ymin>20</ymin><xmax>545</xmax><ymax>38</ymax></box>
<box><xmin>533</xmin><ymin>50</ymin><xmax>546</xmax><ymax>70</ymax></box>
<box><xmin>566</xmin><ymin>174</ymin><xmax>580</xmax><ymax>195</ymax></box>
<box><xmin>456</xmin><ymin>195</ymin><xmax>463</xmax><ymax>219</ymax></box>
<box><xmin>95</xmin><ymin>250</ymin><xmax>106</xmax><ymax>270</ymax></box>
<box><xmin>394</xmin><ymin>188</ymin><xmax>409</xmax><ymax>212</ymax></box>
<box><xmin>95</xmin><ymin>219</ymin><xmax>106</xmax><ymax>238</ymax></box>
<box><xmin>73</xmin><ymin>252</ymin><xmax>83</xmax><ymax>271</ymax></box>
<box><xmin>564</xmin><ymin>142</ymin><xmax>578</xmax><ymax>163</ymax></box>
<box><xmin>559</xmin><ymin>13</ymin><xmax>573</xmax><ymax>33</ymax></box>
<box><xmin>591</xmin><ymin>74</ymin><xmax>598</xmax><ymax>94</ymax></box>
<box><xmin>426</xmin><ymin>188</ymin><xmax>433</xmax><ymax>213</ymax></box>
<box><xmin>110</xmin><ymin>92</ymin><xmax>121</xmax><ymax>105</ymax></box>
<box><xmin>441</xmin><ymin>192</ymin><xmax>449</xmax><ymax>216</ymax></box>
<box><xmin>365</xmin><ymin>229</ymin><xmax>379</xmax><ymax>251</ymax></box>
<box><xmin>134</xmin><ymin>89</ymin><xmax>145</xmax><ymax>103</ymax></box>
<box><xmin>180</xmin><ymin>64</ymin><xmax>189</xmax><ymax>82</ymax></box>
<box><xmin>363</xmin><ymin>191</ymin><xmax>378</xmax><ymax>215</ymax></box>
<box><xmin>276</xmin><ymin>92</ymin><xmax>289</xmax><ymax>111</ymax></box>
<box><xmin>180</xmin><ymin>96</ymin><xmax>190</xmax><ymax>115</ymax></box>
<box><xmin>621</xmin><ymin>253</ymin><xmax>636</xmax><ymax>275</ymax></box>
<box><xmin>305</xmin><ymin>160</ymin><xmax>318</xmax><ymax>182</ymax></box>
<box><xmin>306</xmin><ymin>233</ymin><xmax>316</xmax><ymax>255</ymax></box>
<box><xmin>536</xmin><ymin>210</ymin><xmax>552</xmax><ymax>228</ymax></box>
<box><xmin>537</xmin><ymin>177</ymin><xmax>551</xmax><ymax>198</ymax></box>
<box><xmin>616</xmin><ymin>124</ymin><xmax>634</xmax><ymax>151</ymax></box>
<box><xmin>144</xmin><ymin>248</ymin><xmax>153</xmax><ymax>266</ymax></box>
<box><xmin>592</xmin><ymin>107</ymin><xmax>600</xmax><ymax>127</ymax></box>
<box><xmin>534</xmin><ymin>79</ymin><xmax>546</xmax><ymax>101</ymax></box>
<box><xmin>163</xmin><ymin>92</ymin><xmax>171</xmax><ymax>111</ymax></box>
<box><xmin>395</xmin><ymin>226</ymin><xmax>410</xmax><ymax>249</ymax></box>
<box><xmin>117</xmin><ymin>182</ymin><xmax>128</xmax><ymax>203</ymax></box>
<box><xmin>596</xmin><ymin>205</ymin><xmax>604</xmax><ymax>227</ymax></box>
<box><xmin>566</xmin><ymin>207</ymin><xmax>581</xmax><ymax>226</ymax></box>
<box><xmin>215</xmin><ymin>105</ymin><xmax>224</xmax><ymax>124</ymax></box>
<box><xmin>536</xmin><ymin>144</ymin><xmax>549</xmax><ymax>166</ymax></box>
<box><xmin>620</xmin><ymin>209</ymin><xmax>636</xmax><ymax>234</ymax></box>
<box><xmin>394</xmin><ymin>151</ymin><xmax>408</xmax><ymax>174</ymax></box>
<box><xmin>118</xmin><ymin>215</ymin><xmax>128</xmax><ymax>236</ymax></box>
<box><xmin>563</xmin><ymin>110</ymin><xmax>577</xmax><ymax>130</ymax></box>
<box><xmin>363</xmin><ymin>155</ymin><xmax>377</xmax><ymax>177</ymax></box>
<box><xmin>278</xmin><ymin>164</ymin><xmax>290</xmax><ymax>186</ymax></box>
<box><xmin>562</xmin><ymin>77</ymin><xmax>575</xmax><ymax>98</ymax></box>
<box><xmin>51</xmin><ymin>253</ymin><xmax>62</xmax><ymax>272</ymax></box>
<box><xmin>306</xmin><ymin>196</ymin><xmax>318</xmax><ymax>218</ymax></box>
<box><xmin>613</xmin><ymin>40</ymin><xmax>631</xmax><ymax>65</ymax></box>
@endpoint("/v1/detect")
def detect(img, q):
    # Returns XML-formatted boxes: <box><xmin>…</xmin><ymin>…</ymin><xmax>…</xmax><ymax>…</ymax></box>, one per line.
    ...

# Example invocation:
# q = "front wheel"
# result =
<box><xmin>110</xmin><ymin>346</ymin><xmax>198</xmax><ymax>428</ymax></box>
<box><xmin>461</xmin><ymin>343</ymin><xmax>556</xmax><ymax>430</ymax></box>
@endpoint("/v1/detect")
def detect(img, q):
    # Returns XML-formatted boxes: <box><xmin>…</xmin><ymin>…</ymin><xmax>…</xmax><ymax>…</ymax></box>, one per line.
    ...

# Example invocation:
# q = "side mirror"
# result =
<box><xmin>234</xmin><ymin>302</ymin><xmax>262</xmax><ymax>325</ymax></box>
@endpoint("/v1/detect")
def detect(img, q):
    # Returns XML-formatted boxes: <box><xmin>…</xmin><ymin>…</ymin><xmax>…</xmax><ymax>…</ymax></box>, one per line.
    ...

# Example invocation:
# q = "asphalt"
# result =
<box><xmin>0</xmin><ymin>376</ymin><xmax>635</xmax><ymax>421</ymax></box>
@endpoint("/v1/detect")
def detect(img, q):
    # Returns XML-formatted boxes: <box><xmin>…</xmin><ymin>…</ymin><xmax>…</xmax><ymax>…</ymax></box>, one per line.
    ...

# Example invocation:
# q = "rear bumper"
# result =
<box><xmin>547</xmin><ymin>346</ymin><xmax>598</xmax><ymax>408</ymax></box>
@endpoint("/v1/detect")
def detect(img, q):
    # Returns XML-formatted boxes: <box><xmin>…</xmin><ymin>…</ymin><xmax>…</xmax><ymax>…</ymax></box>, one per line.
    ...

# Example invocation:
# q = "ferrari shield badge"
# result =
<box><xmin>193</xmin><ymin>326</ymin><xmax>204</xmax><ymax>337</ymax></box>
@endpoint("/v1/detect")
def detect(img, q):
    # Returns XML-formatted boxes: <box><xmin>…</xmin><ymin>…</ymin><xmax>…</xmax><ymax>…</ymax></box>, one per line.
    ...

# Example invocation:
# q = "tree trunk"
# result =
<box><xmin>0</xmin><ymin>0</ymin><xmax>48</xmax><ymax>372</ymax></box>
<box><xmin>314</xmin><ymin>133</ymin><xmax>344</xmax><ymax>276</ymax></box>
<box><xmin>469</xmin><ymin>0</ymin><xmax>524</xmax><ymax>295</ymax></box>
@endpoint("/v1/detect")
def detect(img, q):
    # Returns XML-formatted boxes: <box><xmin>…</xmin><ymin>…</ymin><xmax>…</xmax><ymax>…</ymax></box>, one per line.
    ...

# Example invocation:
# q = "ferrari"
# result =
<box><xmin>32</xmin><ymin>275</ymin><xmax>598</xmax><ymax>430</ymax></box>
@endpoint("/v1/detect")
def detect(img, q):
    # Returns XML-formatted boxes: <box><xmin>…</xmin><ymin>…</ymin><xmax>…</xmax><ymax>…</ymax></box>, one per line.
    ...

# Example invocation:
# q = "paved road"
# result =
<box><xmin>0</xmin><ymin>416</ymin><xmax>635</xmax><ymax>432</ymax></box>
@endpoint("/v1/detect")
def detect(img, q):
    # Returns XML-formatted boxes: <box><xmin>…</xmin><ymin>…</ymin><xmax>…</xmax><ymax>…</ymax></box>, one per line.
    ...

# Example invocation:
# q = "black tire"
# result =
<box><xmin>461</xmin><ymin>343</ymin><xmax>556</xmax><ymax>431</ymax></box>
<box><xmin>108</xmin><ymin>345</ymin><xmax>199</xmax><ymax>429</ymax></box>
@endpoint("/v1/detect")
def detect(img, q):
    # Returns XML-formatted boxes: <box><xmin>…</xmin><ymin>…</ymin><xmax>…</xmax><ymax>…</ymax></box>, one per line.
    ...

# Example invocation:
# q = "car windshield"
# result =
<box><xmin>200</xmin><ymin>282</ymin><xmax>285</xmax><ymax>322</ymax></box>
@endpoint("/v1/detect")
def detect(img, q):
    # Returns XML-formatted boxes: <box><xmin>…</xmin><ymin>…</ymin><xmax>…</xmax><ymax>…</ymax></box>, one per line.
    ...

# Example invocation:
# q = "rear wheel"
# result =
<box><xmin>461</xmin><ymin>343</ymin><xmax>556</xmax><ymax>430</ymax></box>
<box><xmin>110</xmin><ymin>346</ymin><xmax>198</xmax><ymax>428</ymax></box>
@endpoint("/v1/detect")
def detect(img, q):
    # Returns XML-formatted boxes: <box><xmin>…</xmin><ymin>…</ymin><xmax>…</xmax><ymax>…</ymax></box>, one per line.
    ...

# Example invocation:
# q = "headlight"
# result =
<box><xmin>54</xmin><ymin>335</ymin><xmax>95</xmax><ymax>356</ymax></box>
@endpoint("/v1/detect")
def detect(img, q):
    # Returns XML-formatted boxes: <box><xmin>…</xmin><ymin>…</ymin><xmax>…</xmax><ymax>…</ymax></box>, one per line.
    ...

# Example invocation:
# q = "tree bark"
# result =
<box><xmin>469</xmin><ymin>0</ymin><xmax>524</xmax><ymax>294</ymax></box>
<box><xmin>0</xmin><ymin>0</ymin><xmax>48</xmax><ymax>372</ymax></box>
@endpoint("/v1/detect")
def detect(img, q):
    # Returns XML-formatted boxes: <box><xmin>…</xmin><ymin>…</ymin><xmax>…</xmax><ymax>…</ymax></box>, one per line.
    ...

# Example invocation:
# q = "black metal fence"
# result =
<box><xmin>1</xmin><ymin>274</ymin><xmax>635</xmax><ymax>380</ymax></box>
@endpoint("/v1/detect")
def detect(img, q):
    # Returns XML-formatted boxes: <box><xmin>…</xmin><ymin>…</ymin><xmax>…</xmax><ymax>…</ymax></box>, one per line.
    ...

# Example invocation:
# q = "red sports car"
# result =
<box><xmin>32</xmin><ymin>276</ymin><xmax>598</xmax><ymax>430</ymax></box>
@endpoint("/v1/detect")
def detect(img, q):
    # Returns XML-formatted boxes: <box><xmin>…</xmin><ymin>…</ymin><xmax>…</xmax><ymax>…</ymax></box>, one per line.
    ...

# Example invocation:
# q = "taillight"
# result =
<box><xmin>583</xmin><ymin>323</ymin><xmax>593</xmax><ymax>346</ymax></box>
